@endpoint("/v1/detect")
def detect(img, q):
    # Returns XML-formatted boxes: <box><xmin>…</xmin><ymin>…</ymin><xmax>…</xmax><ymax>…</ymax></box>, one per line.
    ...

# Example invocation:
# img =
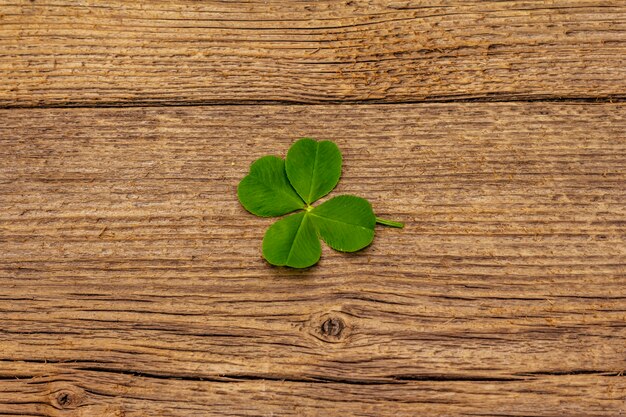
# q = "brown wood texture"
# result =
<box><xmin>2</xmin><ymin>0</ymin><xmax>626</xmax><ymax>107</ymax></box>
<box><xmin>1</xmin><ymin>103</ymin><xmax>625</xmax><ymax>416</ymax></box>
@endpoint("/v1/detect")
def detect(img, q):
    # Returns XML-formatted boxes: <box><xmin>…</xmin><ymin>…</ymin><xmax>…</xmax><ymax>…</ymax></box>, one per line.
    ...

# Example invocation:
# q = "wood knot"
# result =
<box><xmin>321</xmin><ymin>317</ymin><xmax>345</xmax><ymax>338</ymax></box>
<box><xmin>305</xmin><ymin>312</ymin><xmax>352</xmax><ymax>344</ymax></box>
<box><xmin>52</xmin><ymin>388</ymin><xmax>81</xmax><ymax>409</ymax></box>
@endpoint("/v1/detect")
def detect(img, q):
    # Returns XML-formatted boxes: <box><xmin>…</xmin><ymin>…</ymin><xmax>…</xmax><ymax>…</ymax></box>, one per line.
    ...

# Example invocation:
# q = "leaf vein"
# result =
<box><xmin>250</xmin><ymin>173</ymin><xmax>304</xmax><ymax>208</ymax></box>
<box><xmin>307</xmin><ymin>143</ymin><xmax>320</xmax><ymax>203</ymax></box>
<box><xmin>309</xmin><ymin>212</ymin><xmax>372</xmax><ymax>232</ymax></box>
<box><xmin>286</xmin><ymin>214</ymin><xmax>307</xmax><ymax>265</ymax></box>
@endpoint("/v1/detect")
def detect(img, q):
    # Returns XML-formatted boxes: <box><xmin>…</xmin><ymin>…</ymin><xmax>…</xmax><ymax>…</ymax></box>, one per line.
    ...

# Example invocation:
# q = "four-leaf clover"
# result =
<box><xmin>238</xmin><ymin>138</ymin><xmax>403</xmax><ymax>268</ymax></box>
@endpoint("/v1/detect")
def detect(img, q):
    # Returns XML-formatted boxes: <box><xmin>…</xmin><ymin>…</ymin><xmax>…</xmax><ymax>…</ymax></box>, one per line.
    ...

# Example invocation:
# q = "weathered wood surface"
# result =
<box><xmin>2</xmin><ymin>0</ymin><xmax>626</xmax><ymax>107</ymax></box>
<box><xmin>1</xmin><ymin>103</ymin><xmax>625</xmax><ymax>416</ymax></box>
<box><xmin>1</xmin><ymin>364</ymin><xmax>625</xmax><ymax>417</ymax></box>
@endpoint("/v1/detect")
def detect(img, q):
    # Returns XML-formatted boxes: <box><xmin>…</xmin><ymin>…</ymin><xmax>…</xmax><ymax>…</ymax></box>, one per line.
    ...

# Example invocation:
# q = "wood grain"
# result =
<box><xmin>2</xmin><ymin>0</ymin><xmax>626</xmax><ymax>107</ymax></box>
<box><xmin>1</xmin><ymin>363</ymin><xmax>625</xmax><ymax>417</ymax></box>
<box><xmin>1</xmin><ymin>103</ymin><xmax>624</xmax><ymax>415</ymax></box>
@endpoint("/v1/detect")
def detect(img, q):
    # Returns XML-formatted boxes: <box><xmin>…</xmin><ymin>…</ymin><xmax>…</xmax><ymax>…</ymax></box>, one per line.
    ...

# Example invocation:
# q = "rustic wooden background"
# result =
<box><xmin>1</xmin><ymin>1</ymin><xmax>625</xmax><ymax>416</ymax></box>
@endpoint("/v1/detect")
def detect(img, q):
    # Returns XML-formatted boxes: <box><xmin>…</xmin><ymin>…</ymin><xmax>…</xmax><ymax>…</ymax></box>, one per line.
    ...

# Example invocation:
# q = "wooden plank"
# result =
<box><xmin>1</xmin><ymin>0</ymin><xmax>626</xmax><ymax>107</ymax></box>
<box><xmin>1</xmin><ymin>103</ymin><xmax>625</xmax><ymax>415</ymax></box>
<box><xmin>0</xmin><ymin>363</ymin><xmax>624</xmax><ymax>417</ymax></box>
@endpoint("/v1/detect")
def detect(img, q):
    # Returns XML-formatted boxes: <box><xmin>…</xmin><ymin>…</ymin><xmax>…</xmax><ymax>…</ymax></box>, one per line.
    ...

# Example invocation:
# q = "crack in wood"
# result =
<box><xmin>1</xmin><ymin>96</ymin><xmax>625</xmax><ymax>110</ymax></box>
<box><xmin>76</xmin><ymin>366</ymin><xmax>527</xmax><ymax>384</ymax></box>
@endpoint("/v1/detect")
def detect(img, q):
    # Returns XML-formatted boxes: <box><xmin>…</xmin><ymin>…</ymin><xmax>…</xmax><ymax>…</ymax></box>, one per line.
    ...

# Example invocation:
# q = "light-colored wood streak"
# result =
<box><xmin>0</xmin><ymin>103</ymin><xmax>624</xmax><ymax>415</ymax></box>
<box><xmin>1</xmin><ymin>0</ymin><xmax>626</xmax><ymax>107</ymax></box>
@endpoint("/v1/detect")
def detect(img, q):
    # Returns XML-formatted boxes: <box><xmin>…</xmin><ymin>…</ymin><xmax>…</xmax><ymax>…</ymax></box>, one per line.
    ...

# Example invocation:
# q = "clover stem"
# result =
<box><xmin>375</xmin><ymin>217</ymin><xmax>404</xmax><ymax>228</ymax></box>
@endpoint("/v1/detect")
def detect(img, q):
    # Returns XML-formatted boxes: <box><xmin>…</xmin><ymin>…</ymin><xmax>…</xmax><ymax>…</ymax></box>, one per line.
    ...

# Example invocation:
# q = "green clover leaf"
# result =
<box><xmin>237</xmin><ymin>155</ymin><xmax>305</xmax><ymax>217</ymax></box>
<box><xmin>309</xmin><ymin>195</ymin><xmax>375</xmax><ymax>252</ymax></box>
<box><xmin>262</xmin><ymin>211</ymin><xmax>321</xmax><ymax>268</ymax></box>
<box><xmin>286</xmin><ymin>138</ymin><xmax>342</xmax><ymax>204</ymax></box>
<box><xmin>238</xmin><ymin>138</ymin><xmax>403</xmax><ymax>268</ymax></box>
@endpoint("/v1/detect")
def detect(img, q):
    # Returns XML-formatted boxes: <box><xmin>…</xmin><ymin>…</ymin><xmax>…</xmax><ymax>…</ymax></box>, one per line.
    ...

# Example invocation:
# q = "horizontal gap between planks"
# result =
<box><xmin>1</xmin><ymin>96</ymin><xmax>626</xmax><ymax>110</ymax></box>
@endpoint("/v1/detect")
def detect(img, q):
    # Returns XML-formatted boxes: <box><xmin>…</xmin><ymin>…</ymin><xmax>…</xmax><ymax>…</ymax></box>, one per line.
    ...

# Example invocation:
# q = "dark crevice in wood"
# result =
<box><xmin>12</xmin><ymin>365</ymin><xmax>621</xmax><ymax>387</ymax></box>
<box><xmin>393</xmin><ymin>375</ymin><xmax>520</xmax><ymax>382</ymax></box>
<box><xmin>463</xmin><ymin>414</ymin><xmax>547</xmax><ymax>417</ymax></box>
<box><xmin>515</xmin><ymin>370</ymin><xmax>623</xmax><ymax>377</ymax></box>
<box><xmin>0</xmin><ymin>330</ymin><xmax>84</xmax><ymax>336</ymax></box>
<box><xmin>0</xmin><ymin>359</ymin><xmax>102</xmax><ymax>364</ymax></box>
<box><xmin>75</xmin><ymin>366</ymin><xmax>396</xmax><ymax>384</ymax></box>
<box><xmin>232</xmin><ymin>374</ymin><xmax>398</xmax><ymax>385</ymax></box>
<box><xmin>1</xmin><ymin>96</ymin><xmax>625</xmax><ymax>110</ymax></box>
<box><xmin>75</xmin><ymin>366</ymin><xmax>528</xmax><ymax>384</ymax></box>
